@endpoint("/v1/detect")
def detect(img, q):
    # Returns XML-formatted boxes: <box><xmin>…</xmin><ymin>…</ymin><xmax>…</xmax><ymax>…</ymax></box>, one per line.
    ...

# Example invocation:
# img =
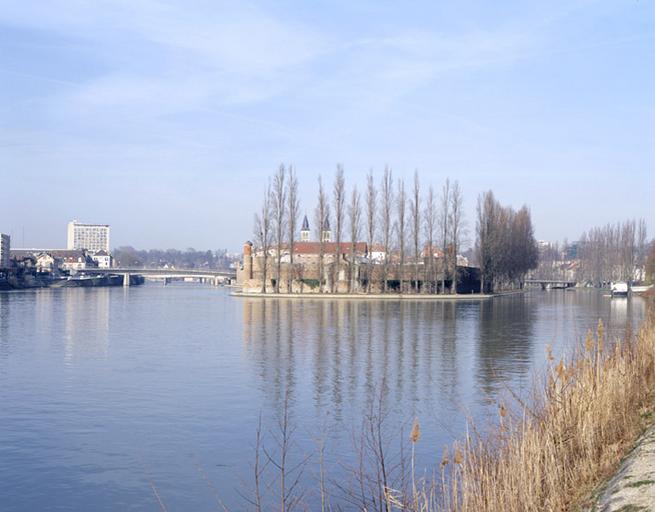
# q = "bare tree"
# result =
<box><xmin>348</xmin><ymin>186</ymin><xmax>362</xmax><ymax>292</ymax></box>
<box><xmin>410</xmin><ymin>171</ymin><xmax>421</xmax><ymax>293</ymax></box>
<box><xmin>286</xmin><ymin>166</ymin><xmax>300</xmax><ymax>293</ymax></box>
<box><xmin>254</xmin><ymin>182</ymin><xmax>272</xmax><ymax>294</ymax></box>
<box><xmin>271</xmin><ymin>165</ymin><xmax>287</xmax><ymax>293</ymax></box>
<box><xmin>448</xmin><ymin>180</ymin><xmax>464</xmax><ymax>294</ymax></box>
<box><xmin>315</xmin><ymin>176</ymin><xmax>329</xmax><ymax>293</ymax></box>
<box><xmin>475</xmin><ymin>191</ymin><xmax>497</xmax><ymax>293</ymax></box>
<box><xmin>424</xmin><ymin>186</ymin><xmax>437</xmax><ymax>293</ymax></box>
<box><xmin>438</xmin><ymin>179</ymin><xmax>450</xmax><ymax>294</ymax></box>
<box><xmin>396</xmin><ymin>178</ymin><xmax>407</xmax><ymax>293</ymax></box>
<box><xmin>380</xmin><ymin>167</ymin><xmax>393</xmax><ymax>293</ymax></box>
<box><xmin>332</xmin><ymin>165</ymin><xmax>346</xmax><ymax>293</ymax></box>
<box><xmin>365</xmin><ymin>170</ymin><xmax>377</xmax><ymax>294</ymax></box>
<box><xmin>637</xmin><ymin>219</ymin><xmax>648</xmax><ymax>281</ymax></box>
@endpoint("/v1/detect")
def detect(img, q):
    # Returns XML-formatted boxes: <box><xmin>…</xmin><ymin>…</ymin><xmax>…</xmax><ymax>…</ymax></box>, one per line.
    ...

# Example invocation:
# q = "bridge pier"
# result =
<box><xmin>123</xmin><ymin>273</ymin><xmax>130</xmax><ymax>287</ymax></box>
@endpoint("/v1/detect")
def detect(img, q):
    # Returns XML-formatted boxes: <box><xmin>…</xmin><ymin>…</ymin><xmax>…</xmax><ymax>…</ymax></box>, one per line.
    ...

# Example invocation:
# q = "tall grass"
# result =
<box><xmin>423</xmin><ymin>314</ymin><xmax>655</xmax><ymax>511</ymax></box>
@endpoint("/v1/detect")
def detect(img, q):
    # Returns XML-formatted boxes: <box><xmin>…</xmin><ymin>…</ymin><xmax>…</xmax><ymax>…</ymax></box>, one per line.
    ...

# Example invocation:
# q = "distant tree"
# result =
<box><xmin>271</xmin><ymin>165</ymin><xmax>286</xmax><ymax>293</ymax></box>
<box><xmin>380</xmin><ymin>167</ymin><xmax>393</xmax><ymax>292</ymax></box>
<box><xmin>438</xmin><ymin>179</ymin><xmax>451</xmax><ymax>294</ymax></box>
<box><xmin>396</xmin><ymin>178</ymin><xmax>407</xmax><ymax>293</ymax></box>
<box><xmin>315</xmin><ymin>176</ymin><xmax>329</xmax><ymax>293</ymax></box>
<box><xmin>347</xmin><ymin>185</ymin><xmax>362</xmax><ymax>292</ymax></box>
<box><xmin>365</xmin><ymin>170</ymin><xmax>377</xmax><ymax>294</ymax></box>
<box><xmin>476</xmin><ymin>191</ymin><xmax>497</xmax><ymax>293</ymax></box>
<box><xmin>254</xmin><ymin>182</ymin><xmax>272</xmax><ymax>293</ymax></box>
<box><xmin>646</xmin><ymin>242</ymin><xmax>655</xmax><ymax>284</ymax></box>
<box><xmin>449</xmin><ymin>180</ymin><xmax>464</xmax><ymax>293</ymax></box>
<box><xmin>286</xmin><ymin>165</ymin><xmax>300</xmax><ymax>292</ymax></box>
<box><xmin>424</xmin><ymin>185</ymin><xmax>437</xmax><ymax>293</ymax></box>
<box><xmin>332</xmin><ymin>165</ymin><xmax>346</xmax><ymax>293</ymax></box>
<box><xmin>510</xmin><ymin>206</ymin><xmax>538</xmax><ymax>287</ymax></box>
<box><xmin>410</xmin><ymin>171</ymin><xmax>421</xmax><ymax>293</ymax></box>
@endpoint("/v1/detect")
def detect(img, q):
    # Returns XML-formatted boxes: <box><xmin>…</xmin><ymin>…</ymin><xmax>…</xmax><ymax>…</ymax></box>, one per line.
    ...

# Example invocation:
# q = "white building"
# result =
<box><xmin>67</xmin><ymin>220</ymin><xmax>110</xmax><ymax>253</ymax></box>
<box><xmin>0</xmin><ymin>233</ymin><xmax>10</xmax><ymax>268</ymax></box>
<box><xmin>91</xmin><ymin>250</ymin><xmax>112</xmax><ymax>269</ymax></box>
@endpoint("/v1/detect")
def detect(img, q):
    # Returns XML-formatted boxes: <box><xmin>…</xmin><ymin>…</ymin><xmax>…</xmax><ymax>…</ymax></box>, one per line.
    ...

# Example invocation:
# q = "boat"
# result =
<box><xmin>610</xmin><ymin>282</ymin><xmax>629</xmax><ymax>297</ymax></box>
<box><xmin>632</xmin><ymin>284</ymin><xmax>653</xmax><ymax>293</ymax></box>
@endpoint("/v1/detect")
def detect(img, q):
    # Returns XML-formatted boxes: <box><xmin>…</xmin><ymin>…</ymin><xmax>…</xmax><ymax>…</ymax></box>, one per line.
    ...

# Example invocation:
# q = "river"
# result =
<box><xmin>0</xmin><ymin>285</ymin><xmax>647</xmax><ymax>511</ymax></box>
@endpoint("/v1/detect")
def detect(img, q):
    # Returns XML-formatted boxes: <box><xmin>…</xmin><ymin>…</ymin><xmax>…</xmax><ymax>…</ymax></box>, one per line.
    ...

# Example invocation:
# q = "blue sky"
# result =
<box><xmin>1</xmin><ymin>0</ymin><xmax>653</xmax><ymax>251</ymax></box>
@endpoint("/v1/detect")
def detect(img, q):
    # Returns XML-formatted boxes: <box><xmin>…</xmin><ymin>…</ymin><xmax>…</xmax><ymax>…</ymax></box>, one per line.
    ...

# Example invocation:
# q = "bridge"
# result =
<box><xmin>524</xmin><ymin>279</ymin><xmax>577</xmax><ymax>290</ymax></box>
<box><xmin>82</xmin><ymin>267</ymin><xmax>237</xmax><ymax>287</ymax></box>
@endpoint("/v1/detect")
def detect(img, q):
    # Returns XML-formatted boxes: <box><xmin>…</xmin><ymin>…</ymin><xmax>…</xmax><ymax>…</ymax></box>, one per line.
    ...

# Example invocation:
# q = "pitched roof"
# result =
<box><xmin>301</xmin><ymin>215</ymin><xmax>310</xmax><ymax>231</ymax></box>
<box><xmin>293</xmin><ymin>242</ymin><xmax>367</xmax><ymax>255</ymax></box>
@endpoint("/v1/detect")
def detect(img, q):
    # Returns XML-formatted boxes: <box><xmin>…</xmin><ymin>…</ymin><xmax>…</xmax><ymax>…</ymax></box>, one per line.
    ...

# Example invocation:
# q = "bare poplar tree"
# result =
<box><xmin>271</xmin><ymin>165</ymin><xmax>287</xmax><ymax>293</ymax></box>
<box><xmin>365</xmin><ymin>170</ymin><xmax>377</xmax><ymax>294</ymax></box>
<box><xmin>396</xmin><ymin>178</ymin><xmax>406</xmax><ymax>293</ymax></box>
<box><xmin>423</xmin><ymin>186</ymin><xmax>436</xmax><ymax>293</ymax></box>
<box><xmin>410</xmin><ymin>171</ymin><xmax>421</xmax><ymax>293</ymax></box>
<box><xmin>347</xmin><ymin>186</ymin><xmax>362</xmax><ymax>292</ymax></box>
<box><xmin>448</xmin><ymin>180</ymin><xmax>464</xmax><ymax>294</ymax></box>
<box><xmin>332</xmin><ymin>165</ymin><xmax>346</xmax><ymax>293</ymax></box>
<box><xmin>380</xmin><ymin>167</ymin><xmax>393</xmax><ymax>293</ymax></box>
<box><xmin>286</xmin><ymin>165</ymin><xmax>300</xmax><ymax>293</ymax></box>
<box><xmin>438</xmin><ymin>179</ymin><xmax>450</xmax><ymax>294</ymax></box>
<box><xmin>253</xmin><ymin>182</ymin><xmax>272</xmax><ymax>294</ymax></box>
<box><xmin>315</xmin><ymin>176</ymin><xmax>329</xmax><ymax>293</ymax></box>
<box><xmin>637</xmin><ymin>218</ymin><xmax>648</xmax><ymax>281</ymax></box>
<box><xmin>476</xmin><ymin>191</ymin><xmax>494</xmax><ymax>293</ymax></box>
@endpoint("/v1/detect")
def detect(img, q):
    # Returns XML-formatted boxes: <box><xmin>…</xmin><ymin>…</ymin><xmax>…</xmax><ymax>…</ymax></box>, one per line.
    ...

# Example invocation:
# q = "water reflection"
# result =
<box><xmin>242</xmin><ymin>298</ymin><xmax>503</xmax><ymax>428</ymax></box>
<box><xmin>476</xmin><ymin>296</ymin><xmax>536</xmax><ymax>400</ymax></box>
<box><xmin>241</xmin><ymin>292</ymin><xmax>646</xmax><ymax>435</ymax></box>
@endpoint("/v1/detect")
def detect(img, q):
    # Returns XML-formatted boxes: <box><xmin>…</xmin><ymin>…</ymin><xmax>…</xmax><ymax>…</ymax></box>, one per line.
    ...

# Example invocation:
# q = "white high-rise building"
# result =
<box><xmin>67</xmin><ymin>220</ymin><xmax>110</xmax><ymax>253</ymax></box>
<box><xmin>0</xmin><ymin>233</ymin><xmax>10</xmax><ymax>268</ymax></box>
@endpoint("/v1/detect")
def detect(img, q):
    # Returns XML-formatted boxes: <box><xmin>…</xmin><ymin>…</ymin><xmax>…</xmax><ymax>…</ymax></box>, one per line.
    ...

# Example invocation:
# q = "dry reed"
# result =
<box><xmin>424</xmin><ymin>313</ymin><xmax>655</xmax><ymax>512</ymax></box>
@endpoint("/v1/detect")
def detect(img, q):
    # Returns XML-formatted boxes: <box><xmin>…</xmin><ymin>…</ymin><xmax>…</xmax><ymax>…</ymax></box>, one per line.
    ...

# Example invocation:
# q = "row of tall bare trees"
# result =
<box><xmin>576</xmin><ymin>219</ymin><xmax>648</xmax><ymax>284</ymax></box>
<box><xmin>475</xmin><ymin>191</ymin><xmax>539</xmax><ymax>293</ymax></box>
<box><xmin>256</xmin><ymin>166</ymin><xmax>534</xmax><ymax>294</ymax></box>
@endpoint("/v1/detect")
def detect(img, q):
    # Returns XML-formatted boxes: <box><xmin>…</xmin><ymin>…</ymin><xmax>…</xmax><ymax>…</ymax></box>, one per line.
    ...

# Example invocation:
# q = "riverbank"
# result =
<box><xmin>592</xmin><ymin>425</ymin><xmax>655</xmax><ymax>511</ymax></box>
<box><xmin>232</xmin><ymin>290</ymin><xmax>504</xmax><ymax>300</ymax></box>
<box><xmin>428</xmin><ymin>312</ymin><xmax>655</xmax><ymax>511</ymax></box>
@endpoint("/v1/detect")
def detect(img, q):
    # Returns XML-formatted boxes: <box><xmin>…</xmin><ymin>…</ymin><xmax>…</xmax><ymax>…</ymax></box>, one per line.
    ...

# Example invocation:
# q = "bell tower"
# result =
<box><xmin>300</xmin><ymin>215</ymin><xmax>310</xmax><ymax>242</ymax></box>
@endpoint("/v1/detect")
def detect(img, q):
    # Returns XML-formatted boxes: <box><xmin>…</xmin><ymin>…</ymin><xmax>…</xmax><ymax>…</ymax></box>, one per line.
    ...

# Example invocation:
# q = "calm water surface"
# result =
<box><xmin>0</xmin><ymin>285</ymin><xmax>646</xmax><ymax>510</ymax></box>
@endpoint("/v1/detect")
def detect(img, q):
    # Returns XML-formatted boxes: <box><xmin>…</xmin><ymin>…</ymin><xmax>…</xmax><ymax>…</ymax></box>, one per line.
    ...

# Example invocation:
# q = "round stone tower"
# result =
<box><xmin>243</xmin><ymin>241</ymin><xmax>253</xmax><ymax>280</ymax></box>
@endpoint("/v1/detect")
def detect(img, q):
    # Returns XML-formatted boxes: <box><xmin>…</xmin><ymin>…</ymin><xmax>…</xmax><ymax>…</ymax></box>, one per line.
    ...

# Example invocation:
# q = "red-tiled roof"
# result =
<box><xmin>293</xmin><ymin>242</ymin><xmax>367</xmax><ymax>255</ymax></box>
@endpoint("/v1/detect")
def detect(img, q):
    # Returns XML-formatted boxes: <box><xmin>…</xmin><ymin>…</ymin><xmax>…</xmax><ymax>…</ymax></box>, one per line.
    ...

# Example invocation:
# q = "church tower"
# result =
<box><xmin>321</xmin><ymin>216</ymin><xmax>332</xmax><ymax>242</ymax></box>
<box><xmin>300</xmin><ymin>215</ymin><xmax>310</xmax><ymax>242</ymax></box>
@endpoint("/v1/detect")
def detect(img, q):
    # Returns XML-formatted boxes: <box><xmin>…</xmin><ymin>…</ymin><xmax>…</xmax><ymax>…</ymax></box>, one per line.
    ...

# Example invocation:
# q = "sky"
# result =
<box><xmin>0</xmin><ymin>0</ymin><xmax>653</xmax><ymax>251</ymax></box>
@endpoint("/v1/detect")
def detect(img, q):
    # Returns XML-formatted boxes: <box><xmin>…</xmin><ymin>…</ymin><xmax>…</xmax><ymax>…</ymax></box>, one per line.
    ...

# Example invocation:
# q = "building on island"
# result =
<box><xmin>0</xmin><ymin>233</ymin><xmax>10</xmax><ymax>269</ymax></box>
<box><xmin>237</xmin><ymin>217</ymin><xmax>480</xmax><ymax>294</ymax></box>
<box><xmin>67</xmin><ymin>220</ymin><xmax>110</xmax><ymax>253</ymax></box>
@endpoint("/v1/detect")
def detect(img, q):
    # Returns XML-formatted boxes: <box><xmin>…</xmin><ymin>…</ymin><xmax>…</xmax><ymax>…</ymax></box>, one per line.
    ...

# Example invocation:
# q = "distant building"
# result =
<box><xmin>50</xmin><ymin>249</ymin><xmax>95</xmax><ymax>272</ymax></box>
<box><xmin>67</xmin><ymin>220</ymin><xmax>110</xmax><ymax>253</ymax></box>
<box><xmin>10</xmin><ymin>249</ymin><xmax>96</xmax><ymax>273</ymax></box>
<box><xmin>91</xmin><ymin>250</ymin><xmax>112</xmax><ymax>269</ymax></box>
<box><xmin>0</xmin><ymin>233</ymin><xmax>9</xmax><ymax>269</ymax></box>
<box><xmin>35</xmin><ymin>252</ymin><xmax>57</xmax><ymax>273</ymax></box>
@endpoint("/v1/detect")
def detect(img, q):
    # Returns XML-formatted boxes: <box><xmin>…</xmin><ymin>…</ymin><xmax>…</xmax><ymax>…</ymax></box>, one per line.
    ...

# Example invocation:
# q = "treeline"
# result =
<box><xmin>113</xmin><ymin>247</ymin><xmax>235</xmax><ymax>270</ymax></box>
<box><xmin>476</xmin><ymin>191</ymin><xmax>539</xmax><ymax>292</ymax></box>
<box><xmin>253</xmin><ymin>165</ymin><xmax>538</xmax><ymax>294</ymax></box>
<box><xmin>576</xmin><ymin>219</ymin><xmax>648</xmax><ymax>284</ymax></box>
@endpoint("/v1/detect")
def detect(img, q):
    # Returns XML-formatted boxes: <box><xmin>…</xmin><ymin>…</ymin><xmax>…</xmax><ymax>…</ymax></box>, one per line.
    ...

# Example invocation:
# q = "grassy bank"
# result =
<box><xmin>424</xmin><ymin>313</ymin><xmax>655</xmax><ymax>511</ymax></box>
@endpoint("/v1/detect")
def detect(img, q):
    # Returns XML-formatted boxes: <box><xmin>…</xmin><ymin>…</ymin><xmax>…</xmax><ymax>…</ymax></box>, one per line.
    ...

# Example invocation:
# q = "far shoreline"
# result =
<box><xmin>230</xmin><ymin>290</ymin><xmax>525</xmax><ymax>300</ymax></box>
